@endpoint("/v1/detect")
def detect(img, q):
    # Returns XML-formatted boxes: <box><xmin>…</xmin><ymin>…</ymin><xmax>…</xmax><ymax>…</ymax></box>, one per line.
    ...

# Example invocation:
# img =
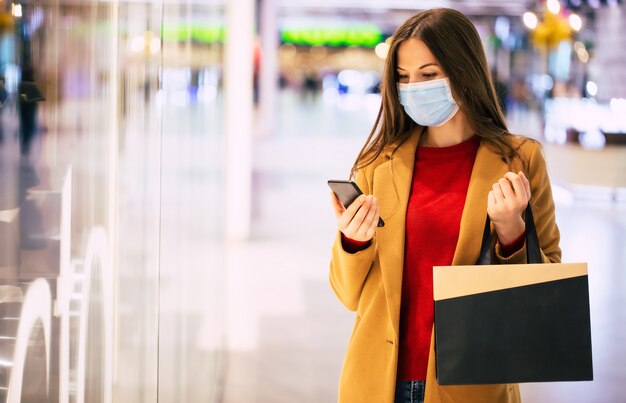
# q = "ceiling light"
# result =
<box><xmin>569</xmin><ymin>14</ymin><xmax>582</xmax><ymax>31</ymax></box>
<box><xmin>374</xmin><ymin>42</ymin><xmax>389</xmax><ymax>59</ymax></box>
<box><xmin>547</xmin><ymin>0</ymin><xmax>561</xmax><ymax>14</ymax></box>
<box><xmin>523</xmin><ymin>12</ymin><xmax>538</xmax><ymax>30</ymax></box>
<box><xmin>11</xmin><ymin>4</ymin><xmax>22</xmax><ymax>18</ymax></box>
<box><xmin>586</xmin><ymin>81</ymin><xmax>598</xmax><ymax>97</ymax></box>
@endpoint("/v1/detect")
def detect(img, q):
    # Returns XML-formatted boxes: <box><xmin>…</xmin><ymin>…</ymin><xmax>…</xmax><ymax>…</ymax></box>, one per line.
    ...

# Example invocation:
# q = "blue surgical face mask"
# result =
<box><xmin>397</xmin><ymin>77</ymin><xmax>459</xmax><ymax>127</ymax></box>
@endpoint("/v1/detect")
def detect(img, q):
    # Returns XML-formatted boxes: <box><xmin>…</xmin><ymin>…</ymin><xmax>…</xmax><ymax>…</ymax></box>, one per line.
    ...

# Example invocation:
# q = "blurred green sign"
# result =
<box><xmin>162</xmin><ymin>23</ymin><xmax>383</xmax><ymax>48</ymax></box>
<box><xmin>162</xmin><ymin>25</ymin><xmax>225</xmax><ymax>43</ymax></box>
<box><xmin>281</xmin><ymin>25</ymin><xmax>382</xmax><ymax>47</ymax></box>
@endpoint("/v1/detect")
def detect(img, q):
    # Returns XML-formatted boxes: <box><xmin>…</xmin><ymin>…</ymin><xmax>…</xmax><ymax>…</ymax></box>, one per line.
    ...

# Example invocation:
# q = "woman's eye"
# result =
<box><xmin>423</xmin><ymin>73</ymin><xmax>437</xmax><ymax>79</ymax></box>
<box><xmin>398</xmin><ymin>75</ymin><xmax>409</xmax><ymax>80</ymax></box>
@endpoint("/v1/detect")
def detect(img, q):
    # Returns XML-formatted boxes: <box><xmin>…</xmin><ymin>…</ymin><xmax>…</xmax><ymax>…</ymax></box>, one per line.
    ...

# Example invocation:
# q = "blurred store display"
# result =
<box><xmin>544</xmin><ymin>97</ymin><xmax>626</xmax><ymax>147</ymax></box>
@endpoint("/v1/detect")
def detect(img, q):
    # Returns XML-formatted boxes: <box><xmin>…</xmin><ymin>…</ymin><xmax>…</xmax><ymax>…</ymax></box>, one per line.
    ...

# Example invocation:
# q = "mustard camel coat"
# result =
<box><xmin>329</xmin><ymin>128</ymin><xmax>562</xmax><ymax>403</ymax></box>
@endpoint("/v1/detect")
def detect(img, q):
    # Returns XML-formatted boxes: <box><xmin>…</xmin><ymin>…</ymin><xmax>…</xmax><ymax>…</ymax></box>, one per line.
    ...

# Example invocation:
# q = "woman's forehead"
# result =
<box><xmin>396</xmin><ymin>38</ymin><xmax>438</xmax><ymax>69</ymax></box>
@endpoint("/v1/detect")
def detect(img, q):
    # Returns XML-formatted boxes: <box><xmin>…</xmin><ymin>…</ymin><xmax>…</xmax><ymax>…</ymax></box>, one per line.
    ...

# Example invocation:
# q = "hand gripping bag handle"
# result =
<box><xmin>476</xmin><ymin>205</ymin><xmax>542</xmax><ymax>265</ymax></box>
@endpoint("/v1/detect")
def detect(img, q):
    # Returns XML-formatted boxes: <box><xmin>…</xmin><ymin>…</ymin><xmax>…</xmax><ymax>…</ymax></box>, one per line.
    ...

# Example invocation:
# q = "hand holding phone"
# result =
<box><xmin>328</xmin><ymin>180</ymin><xmax>384</xmax><ymax>242</ymax></box>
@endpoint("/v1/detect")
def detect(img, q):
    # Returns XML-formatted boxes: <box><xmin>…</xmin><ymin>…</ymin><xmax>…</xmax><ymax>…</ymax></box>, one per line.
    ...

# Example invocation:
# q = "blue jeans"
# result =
<box><xmin>394</xmin><ymin>380</ymin><xmax>426</xmax><ymax>403</ymax></box>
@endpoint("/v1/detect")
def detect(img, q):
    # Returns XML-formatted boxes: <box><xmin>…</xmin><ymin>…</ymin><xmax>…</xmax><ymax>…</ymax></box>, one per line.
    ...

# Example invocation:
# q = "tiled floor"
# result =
<box><xmin>221</xmin><ymin>93</ymin><xmax>626</xmax><ymax>403</ymax></box>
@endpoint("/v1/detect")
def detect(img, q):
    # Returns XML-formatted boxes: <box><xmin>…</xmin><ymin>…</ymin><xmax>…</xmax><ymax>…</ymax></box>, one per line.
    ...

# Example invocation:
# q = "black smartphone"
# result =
<box><xmin>328</xmin><ymin>180</ymin><xmax>385</xmax><ymax>227</ymax></box>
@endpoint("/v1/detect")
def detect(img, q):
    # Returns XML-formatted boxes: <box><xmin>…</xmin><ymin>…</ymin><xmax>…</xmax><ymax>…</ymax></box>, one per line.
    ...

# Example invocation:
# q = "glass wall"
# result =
<box><xmin>156</xmin><ymin>1</ymin><xmax>225</xmax><ymax>402</ymax></box>
<box><xmin>0</xmin><ymin>0</ymin><xmax>225</xmax><ymax>402</ymax></box>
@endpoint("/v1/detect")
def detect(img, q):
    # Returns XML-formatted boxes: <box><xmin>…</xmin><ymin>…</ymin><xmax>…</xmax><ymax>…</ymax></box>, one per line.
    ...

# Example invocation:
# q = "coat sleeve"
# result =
<box><xmin>495</xmin><ymin>141</ymin><xmax>562</xmax><ymax>264</ymax></box>
<box><xmin>329</xmin><ymin>166</ymin><xmax>378</xmax><ymax>312</ymax></box>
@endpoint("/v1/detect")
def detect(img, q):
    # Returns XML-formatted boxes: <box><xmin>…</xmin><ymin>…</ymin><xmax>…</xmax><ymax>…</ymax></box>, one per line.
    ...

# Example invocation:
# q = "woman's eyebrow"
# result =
<box><xmin>396</xmin><ymin>63</ymin><xmax>439</xmax><ymax>70</ymax></box>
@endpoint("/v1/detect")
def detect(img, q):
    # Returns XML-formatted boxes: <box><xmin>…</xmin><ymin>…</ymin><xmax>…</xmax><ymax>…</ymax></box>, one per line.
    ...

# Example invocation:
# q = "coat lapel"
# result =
<box><xmin>372</xmin><ymin>128</ymin><xmax>421</xmax><ymax>339</ymax></box>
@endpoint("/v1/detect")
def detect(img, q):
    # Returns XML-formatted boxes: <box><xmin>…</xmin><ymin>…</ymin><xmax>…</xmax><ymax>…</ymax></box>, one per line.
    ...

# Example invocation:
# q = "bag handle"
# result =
<box><xmin>476</xmin><ymin>205</ymin><xmax>543</xmax><ymax>265</ymax></box>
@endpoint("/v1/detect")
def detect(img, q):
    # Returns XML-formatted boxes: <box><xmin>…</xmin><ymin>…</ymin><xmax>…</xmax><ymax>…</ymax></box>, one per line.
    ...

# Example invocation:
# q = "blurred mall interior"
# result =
<box><xmin>0</xmin><ymin>0</ymin><xmax>624</xmax><ymax>401</ymax></box>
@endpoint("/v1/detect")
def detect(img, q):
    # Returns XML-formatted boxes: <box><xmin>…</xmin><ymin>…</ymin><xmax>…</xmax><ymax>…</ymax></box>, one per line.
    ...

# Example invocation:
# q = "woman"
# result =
<box><xmin>328</xmin><ymin>8</ymin><xmax>561</xmax><ymax>403</ymax></box>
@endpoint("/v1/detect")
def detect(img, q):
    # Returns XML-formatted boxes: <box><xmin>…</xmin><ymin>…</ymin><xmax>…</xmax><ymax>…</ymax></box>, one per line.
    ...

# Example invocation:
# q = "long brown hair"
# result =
<box><xmin>351</xmin><ymin>8</ymin><xmax>524</xmax><ymax>178</ymax></box>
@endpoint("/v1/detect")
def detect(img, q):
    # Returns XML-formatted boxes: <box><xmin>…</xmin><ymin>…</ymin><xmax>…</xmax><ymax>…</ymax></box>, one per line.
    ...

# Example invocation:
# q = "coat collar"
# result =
<box><xmin>372</xmin><ymin>130</ymin><xmax>509</xmax><ymax>339</ymax></box>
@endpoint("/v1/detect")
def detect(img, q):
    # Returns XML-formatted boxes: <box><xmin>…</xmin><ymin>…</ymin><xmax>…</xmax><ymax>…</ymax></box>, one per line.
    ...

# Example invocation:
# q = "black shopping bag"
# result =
<box><xmin>433</xmin><ymin>206</ymin><xmax>593</xmax><ymax>385</ymax></box>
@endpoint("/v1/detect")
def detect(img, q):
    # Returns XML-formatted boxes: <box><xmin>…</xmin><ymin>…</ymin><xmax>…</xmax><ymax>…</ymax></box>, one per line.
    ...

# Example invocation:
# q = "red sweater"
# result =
<box><xmin>397</xmin><ymin>135</ymin><xmax>479</xmax><ymax>380</ymax></box>
<box><xmin>341</xmin><ymin>135</ymin><xmax>524</xmax><ymax>381</ymax></box>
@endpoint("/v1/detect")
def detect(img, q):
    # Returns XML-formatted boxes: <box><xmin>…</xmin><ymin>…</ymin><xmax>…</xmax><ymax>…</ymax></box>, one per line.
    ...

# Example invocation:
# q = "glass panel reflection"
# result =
<box><xmin>21</xmin><ymin>319</ymin><xmax>47</xmax><ymax>403</ymax></box>
<box><xmin>0</xmin><ymin>0</ymin><xmax>225</xmax><ymax>402</ymax></box>
<box><xmin>156</xmin><ymin>1</ymin><xmax>225</xmax><ymax>402</ymax></box>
